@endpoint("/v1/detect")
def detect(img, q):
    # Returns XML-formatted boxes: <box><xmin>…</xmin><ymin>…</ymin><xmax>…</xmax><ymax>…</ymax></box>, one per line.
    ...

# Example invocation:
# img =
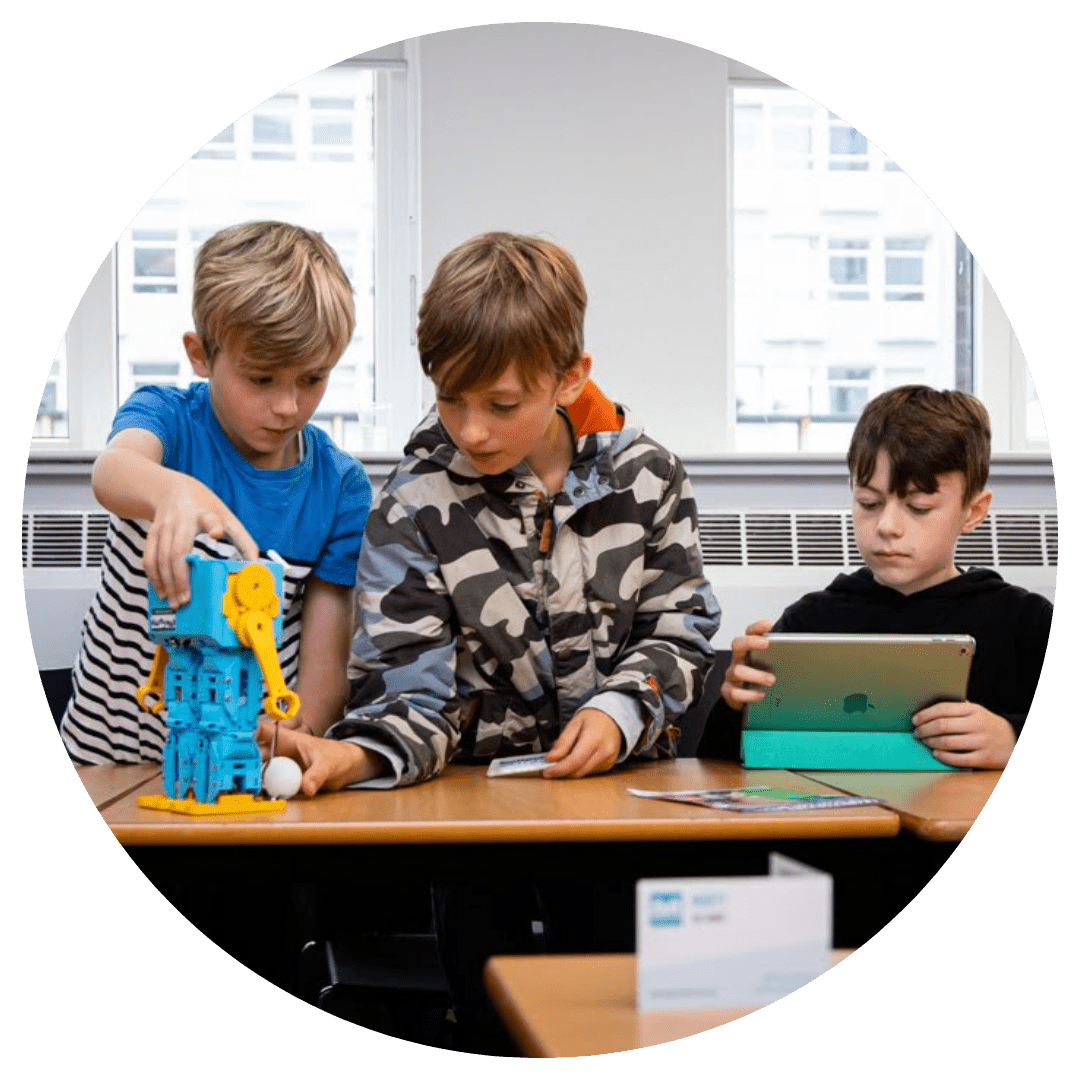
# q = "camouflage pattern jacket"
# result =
<box><xmin>328</xmin><ymin>388</ymin><xmax>721</xmax><ymax>786</ymax></box>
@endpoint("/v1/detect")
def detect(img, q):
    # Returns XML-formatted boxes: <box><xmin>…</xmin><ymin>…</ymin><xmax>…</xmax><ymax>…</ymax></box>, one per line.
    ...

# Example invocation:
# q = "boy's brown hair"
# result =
<box><xmin>848</xmin><ymin>385</ymin><xmax>991</xmax><ymax>503</ymax></box>
<box><xmin>417</xmin><ymin>231</ymin><xmax>587</xmax><ymax>395</ymax></box>
<box><xmin>192</xmin><ymin>221</ymin><xmax>355</xmax><ymax>366</ymax></box>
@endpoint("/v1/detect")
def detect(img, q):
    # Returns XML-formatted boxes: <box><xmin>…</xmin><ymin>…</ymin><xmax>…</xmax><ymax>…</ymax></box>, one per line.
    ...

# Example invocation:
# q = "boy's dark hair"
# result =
<box><xmin>192</xmin><ymin>221</ymin><xmax>355</xmax><ymax>366</ymax></box>
<box><xmin>417</xmin><ymin>231</ymin><xmax>587</xmax><ymax>395</ymax></box>
<box><xmin>848</xmin><ymin>385</ymin><xmax>991</xmax><ymax>503</ymax></box>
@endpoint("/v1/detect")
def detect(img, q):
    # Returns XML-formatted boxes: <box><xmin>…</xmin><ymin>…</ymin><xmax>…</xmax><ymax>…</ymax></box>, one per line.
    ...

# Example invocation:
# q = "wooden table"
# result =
<box><xmin>98</xmin><ymin>758</ymin><xmax>899</xmax><ymax>847</ymax></box>
<box><xmin>76</xmin><ymin>763</ymin><xmax>161</xmax><ymax>810</ymax></box>
<box><xmin>484</xmin><ymin>950</ymin><xmax>853</xmax><ymax>1057</ymax></box>
<box><xmin>797</xmin><ymin>769</ymin><xmax>1002</xmax><ymax>842</ymax></box>
<box><xmin>92</xmin><ymin>760</ymin><xmax>900</xmax><ymax>959</ymax></box>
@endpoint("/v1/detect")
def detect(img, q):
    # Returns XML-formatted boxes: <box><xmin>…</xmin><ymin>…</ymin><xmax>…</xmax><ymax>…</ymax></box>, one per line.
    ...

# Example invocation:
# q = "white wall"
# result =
<box><xmin>418</xmin><ymin>24</ymin><xmax>729</xmax><ymax>454</ymax></box>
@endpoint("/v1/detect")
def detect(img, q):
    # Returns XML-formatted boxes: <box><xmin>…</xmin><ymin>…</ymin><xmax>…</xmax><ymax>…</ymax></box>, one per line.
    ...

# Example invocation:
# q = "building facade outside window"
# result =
<box><xmin>35</xmin><ymin>50</ymin><xmax>415</xmax><ymax>454</ymax></box>
<box><xmin>731</xmin><ymin>82</ymin><xmax>1004</xmax><ymax>452</ymax></box>
<box><xmin>32</xmin><ymin>42</ymin><xmax>1045</xmax><ymax>457</ymax></box>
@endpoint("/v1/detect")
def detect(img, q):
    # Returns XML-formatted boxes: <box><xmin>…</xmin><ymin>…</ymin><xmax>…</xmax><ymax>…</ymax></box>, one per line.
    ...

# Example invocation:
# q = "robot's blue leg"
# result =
<box><xmin>232</xmin><ymin>731</ymin><xmax>264</xmax><ymax>796</ymax></box>
<box><xmin>200</xmin><ymin>733</ymin><xmax>218</xmax><ymax>804</ymax></box>
<box><xmin>205</xmin><ymin>730</ymin><xmax>263</xmax><ymax>800</ymax></box>
<box><xmin>162</xmin><ymin>645</ymin><xmax>203</xmax><ymax>800</ymax></box>
<box><xmin>162</xmin><ymin>731</ymin><xmax>181</xmax><ymax>799</ymax></box>
<box><xmin>179</xmin><ymin>729</ymin><xmax>203</xmax><ymax>801</ymax></box>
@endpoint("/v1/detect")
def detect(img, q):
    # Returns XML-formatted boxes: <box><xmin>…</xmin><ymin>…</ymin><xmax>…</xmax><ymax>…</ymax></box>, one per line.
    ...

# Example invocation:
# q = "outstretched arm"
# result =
<box><xmin>92</xmin><ymin>427</ymin><xmax>258</xmax><ymax>606</ymax></box>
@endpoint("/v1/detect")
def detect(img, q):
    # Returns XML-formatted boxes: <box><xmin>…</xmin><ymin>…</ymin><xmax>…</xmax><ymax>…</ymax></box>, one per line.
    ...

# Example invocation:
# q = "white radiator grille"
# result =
<box><xmin>22</xmin><ymin>512</ymin><xmax>110</xmax><ymax>569</ymax></box>
<box><xmin>698</xmin><ymin>509</ymin><xmax>1057</xmax><ymax>569</ymax></box>
<box><xmin>21</xmin><ymin>508</ymin><xmax>1059</xmax><ymax>570</ymax></box>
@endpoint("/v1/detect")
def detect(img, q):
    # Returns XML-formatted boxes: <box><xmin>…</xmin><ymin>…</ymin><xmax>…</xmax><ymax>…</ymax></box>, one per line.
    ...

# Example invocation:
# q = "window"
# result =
<box><xmin>827</xmin><ymin>366</ymin><xmax>872</xmax><ymax>415</ymax></box>
<box><xmin>32</xmin><ymin>38</ymin><xmax>1045</xmax><ymax>459</ymax></box>
<box><xmin>35</xmin><ymin>341</ymin><xmax>67</xmax><ymax>439</ymax></box>
<box><xmin>732</xmin><ymin>82</ymin><xmax>975</xmax><ymax>451</ymax></box>
<box><xmin>884</xmin><ymin>259</ymin><xmax>921</xmax><ymax>285</ymax></box>
<box><xmin>116</xmin><ymin>65</ymin><xmax>380</xmax><ymax>441</ymax></box>
<box><xmin>884</xmin><ymin>238</ymin><xmax>926</xmax><ymax>301</ymax></box>
<box><xmin>828</xmin><ymin>114</ymin><xmax>869</xmax><ymax>170</ymax></box>
<box><xmin>830</xmin><ymin>257</ymin><xmax>868</xmax><ymax>284</ymax></box>
<box><xmin>36</xmin><ymin>46</ymin><xmax>418</xmax><ymax>455</ymax></box>
<box><xmin>131</xmin><ymin>230</ymin><xmax>177</xmax><ymax>294</ymax></box>
<box><xmin>311</xmin><ymin>95</ymin><xmax>355</xmax><ymax>162</ymax></box>
<box><xmin>252</xmin><ymin>94</ymin><xmax>297</xmax><ymax>160</ymax></box>
<box><xmin>194</xmin><ymin>124</ymin><xmax>236</xmax><ymax>161</ymax></box>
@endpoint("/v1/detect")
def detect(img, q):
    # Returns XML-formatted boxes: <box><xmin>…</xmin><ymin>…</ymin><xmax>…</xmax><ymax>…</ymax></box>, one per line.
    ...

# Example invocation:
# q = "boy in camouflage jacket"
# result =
<box><xmin>270</xmin><ymin>231</ymin><xmax>721</xmax><ymax>792</ymax></box>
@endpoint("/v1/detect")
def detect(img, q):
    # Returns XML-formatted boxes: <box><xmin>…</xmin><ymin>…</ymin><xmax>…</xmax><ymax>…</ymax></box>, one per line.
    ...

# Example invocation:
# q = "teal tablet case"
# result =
<box><xmin>741</xmin><ymin>634</ymin><xmax>975</xmax><ymax>771</ymax></box>
<box><xmin>741</xmin><ymin>731</ymin><xmax>955</xmax><ymax>770</ymax></box>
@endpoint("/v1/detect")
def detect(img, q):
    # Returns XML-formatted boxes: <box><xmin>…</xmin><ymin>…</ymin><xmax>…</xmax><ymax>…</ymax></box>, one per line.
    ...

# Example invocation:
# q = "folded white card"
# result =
<box><xmin>636</xmin><ymin>854</ymin><xmax>832</xmax><ymax>1012</ymax></box>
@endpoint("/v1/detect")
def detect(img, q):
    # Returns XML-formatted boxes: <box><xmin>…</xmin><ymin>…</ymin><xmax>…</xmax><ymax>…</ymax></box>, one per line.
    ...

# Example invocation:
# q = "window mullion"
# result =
<box><xmin>66</xmin><ymin>249</ymin><xmax>117</xmax><ymax>453</ymax></box>
<box><xmin>373</xmin><ymin>48</ymin><xmax>422</xmax><ymax>455</ymax></box>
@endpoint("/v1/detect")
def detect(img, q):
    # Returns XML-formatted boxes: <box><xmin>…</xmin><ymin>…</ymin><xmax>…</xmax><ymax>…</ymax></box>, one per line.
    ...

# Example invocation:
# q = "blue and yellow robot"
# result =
<box><xmin>135</xmin><ymin>554</ymin><xmax>299</xmax><ymax>815</ymax></box>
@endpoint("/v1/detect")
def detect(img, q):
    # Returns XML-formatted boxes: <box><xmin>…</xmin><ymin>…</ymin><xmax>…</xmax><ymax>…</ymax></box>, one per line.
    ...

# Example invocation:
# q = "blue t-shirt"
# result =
<box><xmin>111</xmin><ymin>382</ymin><xmax>371</xmax><ymax>586</ymax></box>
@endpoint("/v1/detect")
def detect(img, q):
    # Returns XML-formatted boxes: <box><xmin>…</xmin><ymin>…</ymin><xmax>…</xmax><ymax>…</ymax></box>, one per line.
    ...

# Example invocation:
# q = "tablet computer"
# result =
<box><xmin>741</xmin><ymin>633</ymin><xmax>975</xmax><ymax>770</ymax></box>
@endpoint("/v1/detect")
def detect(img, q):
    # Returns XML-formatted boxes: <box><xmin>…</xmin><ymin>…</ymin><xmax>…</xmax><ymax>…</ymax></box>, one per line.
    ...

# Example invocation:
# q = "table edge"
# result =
<box><xmin>109</xmin><ymin>811</ymin><xmax>900</xmax><ymax>847</ymax></box>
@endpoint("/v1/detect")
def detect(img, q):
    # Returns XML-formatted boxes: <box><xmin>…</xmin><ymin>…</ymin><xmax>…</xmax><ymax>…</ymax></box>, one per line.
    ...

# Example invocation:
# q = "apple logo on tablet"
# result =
<box><xmin>843</xmin><ymin>693</ymin><xmax>875</xmax><ymax>713</ymax></box>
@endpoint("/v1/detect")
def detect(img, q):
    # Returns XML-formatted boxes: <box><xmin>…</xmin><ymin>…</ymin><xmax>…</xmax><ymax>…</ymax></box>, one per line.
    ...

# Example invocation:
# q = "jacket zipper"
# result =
<box><xmin>537</xmin><ymin>493</ymin><xmax>555</xmax><ymax>555</ymax></box>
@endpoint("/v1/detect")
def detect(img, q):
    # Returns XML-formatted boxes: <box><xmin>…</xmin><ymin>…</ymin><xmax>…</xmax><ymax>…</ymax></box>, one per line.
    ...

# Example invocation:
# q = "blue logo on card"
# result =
<box><xmin>648</xmin><ymin>891</ymin><xmax>683</xmax><ymax>927</ymax></box>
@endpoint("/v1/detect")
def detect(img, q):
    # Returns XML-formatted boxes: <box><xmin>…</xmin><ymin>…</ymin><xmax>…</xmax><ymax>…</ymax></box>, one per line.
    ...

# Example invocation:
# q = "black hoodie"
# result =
<box><xmin>699</xmin><ymin>567</ymin><xmax>1053</xmax><ymax>760</ymax></box>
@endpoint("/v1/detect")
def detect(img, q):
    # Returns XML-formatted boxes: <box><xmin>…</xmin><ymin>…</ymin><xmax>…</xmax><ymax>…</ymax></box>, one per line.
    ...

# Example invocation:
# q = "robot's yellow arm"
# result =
<box><xmin>222</xmin><ymin>563</ymin><xmax>300</xmax><ymax>722</ymax></box>
<box><xmin>234</xmin><ymin>610</ymin><xmax>301</xmax><ymax>722</ymax></box>
<box><xmin>136</xmin><ymin>645</ymin><xmax>169</xmax><ymax>714</ymax></box>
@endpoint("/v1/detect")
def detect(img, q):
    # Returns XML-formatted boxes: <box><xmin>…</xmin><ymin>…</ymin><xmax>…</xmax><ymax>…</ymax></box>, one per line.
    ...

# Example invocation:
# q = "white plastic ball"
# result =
<box><xmin>262</xmin><ymin>756</ymin><xmax>303</xmax><ymax>800</ymax></box>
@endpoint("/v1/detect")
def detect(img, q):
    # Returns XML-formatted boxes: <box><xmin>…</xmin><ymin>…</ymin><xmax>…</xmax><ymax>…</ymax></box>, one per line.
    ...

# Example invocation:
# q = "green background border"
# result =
<box><xmin>6</xmin><ymin>4</ymin><xmax>1071</xmax><ymax>1075</ymax></box>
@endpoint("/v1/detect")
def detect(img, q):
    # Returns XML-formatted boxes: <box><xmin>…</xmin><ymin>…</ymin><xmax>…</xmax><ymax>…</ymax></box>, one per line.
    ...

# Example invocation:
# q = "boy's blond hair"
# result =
<box><xmin>848</xmin><ymin>384</ymin><xmax>991</xmax><ymax>504</ymax></box>
<box><xmin>192</xmin><ymin>221</ymin><xmax>355</xmax><ymax>365</ymax></box>
<box><xmin>417</xmin><ymin>231</ymin><xmax>587</xmax><ymax>396</ymax></box>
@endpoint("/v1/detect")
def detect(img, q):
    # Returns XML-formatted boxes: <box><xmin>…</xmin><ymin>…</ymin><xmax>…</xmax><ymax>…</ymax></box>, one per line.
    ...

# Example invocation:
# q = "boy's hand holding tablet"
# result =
<box><xmin>722</xmin><ymin>619</ymin><xmax>1017</xmax><ymax>769</ymax></box>
<box><xmin>911</xmin><ymin>699</ymin><xmax>1016</xmax><ymax>769</ymax></box>
<box><xmin>720</xmin><ymin>619</ymin><xmax>775</xmax><ymax>710</ymax></box>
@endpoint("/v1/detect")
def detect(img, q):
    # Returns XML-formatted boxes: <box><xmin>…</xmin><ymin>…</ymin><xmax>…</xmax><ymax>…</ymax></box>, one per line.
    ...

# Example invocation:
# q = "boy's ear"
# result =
<box><xmin>960</xmin><ymin>488</ymin><xmax>993</xmax><ymax>533</ymax></box>
<box><xmin>183</xmin><ymin>331</ymin><xmax>211</xmax><ymax>378</ymax></box>
<box><xmin>555</xmin><ymin>353</ymin><xmax>593</xmax><ymax>406</ymax></box>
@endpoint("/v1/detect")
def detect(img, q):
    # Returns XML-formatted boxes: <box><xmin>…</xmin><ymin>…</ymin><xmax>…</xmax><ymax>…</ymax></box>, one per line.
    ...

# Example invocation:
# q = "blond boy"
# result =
<box><xmin>60</xmin><ymin>221</ymin><xmax>371</xmax><ymax>762</ymax></box>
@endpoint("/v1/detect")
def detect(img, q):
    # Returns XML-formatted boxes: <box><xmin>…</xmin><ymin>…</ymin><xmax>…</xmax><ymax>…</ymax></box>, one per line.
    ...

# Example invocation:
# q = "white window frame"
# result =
<box><xmin>30</xmin><ymin>42</ymin><xmax>421</xmax><ymax>460</ymax></box>
<box><xmin>976</xmin><ymin>271</ymin><xmax>1042</xmax><ymax>452</ymax></box>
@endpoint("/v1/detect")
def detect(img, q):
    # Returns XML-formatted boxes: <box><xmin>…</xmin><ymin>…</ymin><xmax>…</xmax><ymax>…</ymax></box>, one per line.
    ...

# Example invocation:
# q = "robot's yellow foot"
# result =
<box><xmin>136</xmin><ymin>792</ymin><xmax>286</xmax><ymax>815</ymax></box>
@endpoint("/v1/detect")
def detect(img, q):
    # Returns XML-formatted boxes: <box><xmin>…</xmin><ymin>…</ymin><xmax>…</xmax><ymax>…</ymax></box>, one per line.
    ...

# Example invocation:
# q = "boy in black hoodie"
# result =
<box><xmin>700</xmin><ymin>385</ymin><xmax>1053</xmax><ymax>769</ymax></box>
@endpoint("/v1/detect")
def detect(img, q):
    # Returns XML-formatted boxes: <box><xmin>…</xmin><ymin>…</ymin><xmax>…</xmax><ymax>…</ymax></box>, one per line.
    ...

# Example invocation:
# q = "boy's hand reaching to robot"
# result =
<box><xmin>92</xmin><ymin>428</ymin><xmax>260</xmax><ymax>609</ymax></box>
<box><xmin>145</xmin><ymin>473</ymin><xmax>259</xmax><ymax>607</ymax></box>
